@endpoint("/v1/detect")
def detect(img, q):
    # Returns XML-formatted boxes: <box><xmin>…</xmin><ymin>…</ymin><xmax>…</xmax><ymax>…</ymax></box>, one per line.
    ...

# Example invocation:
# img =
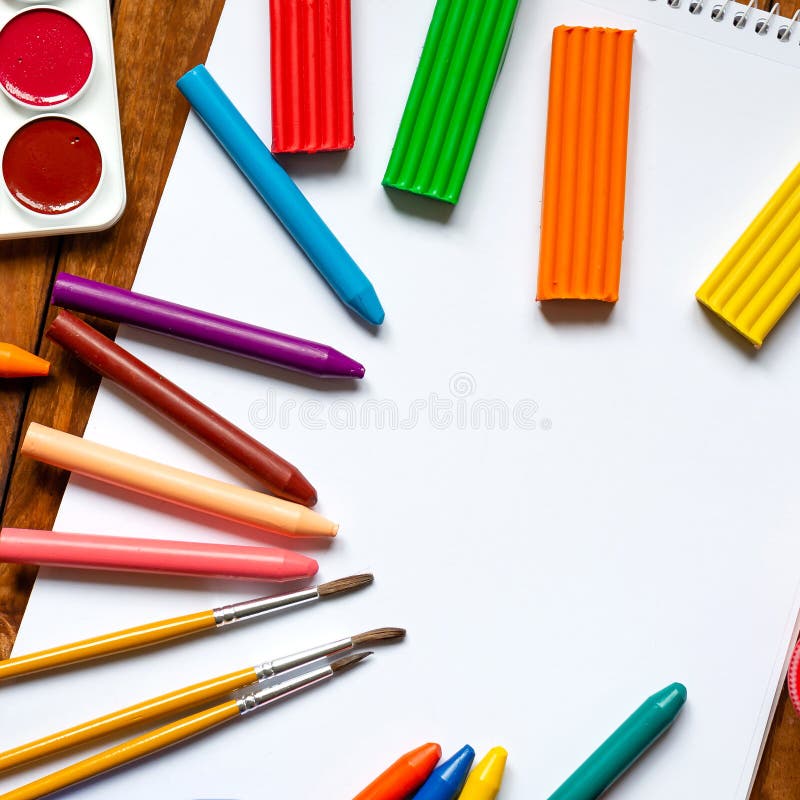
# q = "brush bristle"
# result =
<box><xmin>317</xmin><ymin>574</ymin><xmax>374</xmax><ymax>598</ymax></box>
<box><xmin>331</xmin><ymin>651</ymin><xmax>372</xmax><ymax>674</ymax></box>
<box><xmin>351</xmin><ymin>627</ymin><xmax>406</xmax><ymax>646</ymax></box>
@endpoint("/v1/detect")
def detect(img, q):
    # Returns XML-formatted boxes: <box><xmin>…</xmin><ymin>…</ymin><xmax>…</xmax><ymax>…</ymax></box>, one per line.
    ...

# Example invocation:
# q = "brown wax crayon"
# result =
<box><xmin>46</xmin><ymin>310</ymin><xmax>317</xmax><ymax>506</ymax></box>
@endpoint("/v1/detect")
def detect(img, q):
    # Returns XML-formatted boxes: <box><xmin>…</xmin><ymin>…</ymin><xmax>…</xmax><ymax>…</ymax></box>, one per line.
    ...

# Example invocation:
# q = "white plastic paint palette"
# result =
<box><xmin>0</xmin><ymin>0</ymin><xmax>125</xmax><ymax>238</ymax></box>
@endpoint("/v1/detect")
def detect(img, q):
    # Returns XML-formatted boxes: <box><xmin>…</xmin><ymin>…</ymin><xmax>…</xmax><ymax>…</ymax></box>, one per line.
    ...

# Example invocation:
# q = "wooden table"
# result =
<box><xmin>1</xmin><ymin>1</ymin><xmax>799</xmax><ymax>796</ymax></box>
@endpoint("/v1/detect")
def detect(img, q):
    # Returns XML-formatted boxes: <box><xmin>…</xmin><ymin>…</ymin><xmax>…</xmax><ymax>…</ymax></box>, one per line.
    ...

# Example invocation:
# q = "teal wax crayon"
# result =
<box><xmin>412</xmin><ymin>744</ymin><xmax>474</xmax><ymax>800</ymax></box>
<box><xmin>547</xmin><ymin>683</ymin><xmax>687</xmax><ymax>799</ymax></box>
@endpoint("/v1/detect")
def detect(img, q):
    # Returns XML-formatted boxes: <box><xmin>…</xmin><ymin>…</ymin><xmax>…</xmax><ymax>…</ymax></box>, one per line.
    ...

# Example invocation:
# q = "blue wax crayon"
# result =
<box><xmin>412</xmin><ymin>745</ymin><xmax>475</xmax><ymax>800</ymax></box>
<box><xmin>176</xmin><ymin>65</ymin><xmax>385</xmax><ymax>326</ymax></box>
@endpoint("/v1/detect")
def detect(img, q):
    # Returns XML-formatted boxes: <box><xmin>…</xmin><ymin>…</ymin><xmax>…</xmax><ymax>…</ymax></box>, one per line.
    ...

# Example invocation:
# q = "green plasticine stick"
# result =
<box><xmin>383</xmin><ymin>0</ymin><xmax>520</xmax><ymax>205</ymax></box>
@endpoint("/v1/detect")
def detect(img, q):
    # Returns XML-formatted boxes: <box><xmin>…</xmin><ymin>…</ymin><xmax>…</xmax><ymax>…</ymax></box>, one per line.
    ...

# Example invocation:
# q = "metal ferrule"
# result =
<box><xmin>253</xmin><ymin>637</ymin><xmax>352</xmax><ymax>680</ymax></box>
<box><xmin>213</xmin><ymin>587</ymin><xmax>319</xmax><ymax>626</ymax></box>
<box><xmin>236</xmin><ymin>664</ymin><xmax>332</xmax><ymax>715</ymax></box>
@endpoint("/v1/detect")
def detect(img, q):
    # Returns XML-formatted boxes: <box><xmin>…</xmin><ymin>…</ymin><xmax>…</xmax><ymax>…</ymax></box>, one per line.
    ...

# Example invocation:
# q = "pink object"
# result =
<box><xmin>0</xmin><ymin>8</ymin><xmax>93</xmax><ymax>107</ymax></box>
<box><xmin>789</xmin><ymin>639</ymin><xmax>800</xmax><ymax>715</ymax></box>
<box><xmin>0</xmin><ymin>528</ymin><xmax>318</xmax><ymax>582</ymax></box>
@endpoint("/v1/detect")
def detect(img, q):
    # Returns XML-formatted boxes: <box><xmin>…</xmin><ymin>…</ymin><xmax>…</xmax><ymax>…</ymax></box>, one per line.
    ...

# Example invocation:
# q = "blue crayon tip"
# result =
<box><xmin>412</xmin><ymin>744</ymin><xmax>475</xmax><ymax>800</ymax></box>
<box><xmin>348</xmin><ymin>285</ymin><xmax>385</xmax><ymax>326</ymax></box>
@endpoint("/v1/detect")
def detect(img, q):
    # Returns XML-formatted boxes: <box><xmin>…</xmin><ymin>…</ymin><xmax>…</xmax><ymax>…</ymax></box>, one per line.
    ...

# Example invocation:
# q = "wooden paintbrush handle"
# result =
<box><xmin>0</xmin><ymin>701</ymin><xmax>241</xmax><ymax>800</ymax></box>
<box><xmin>0</xmin><ymin>667</ymin><xmax>257</xmax><ymax>773</ymax></box>
<box><xmin>0</xmin><ymin>610</ymin><xmax>216</xmax><ymax>681</ymax></box>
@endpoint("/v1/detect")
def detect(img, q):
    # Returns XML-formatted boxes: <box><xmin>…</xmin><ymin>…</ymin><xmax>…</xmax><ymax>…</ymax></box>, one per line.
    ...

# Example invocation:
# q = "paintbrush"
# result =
<box><xmin>0</xmin><ymin>574</ymin><xmax>373</xmax><ymax>682</ymax></box>
<box><xmin>0</xmin><ymin>652</ymin><xmax>371</xmax><ymax>800</ymax></box>
<box><xmin>0</xmin><ymin>628</ymin><xmax>404</xmax><ymax>773</ymax></box>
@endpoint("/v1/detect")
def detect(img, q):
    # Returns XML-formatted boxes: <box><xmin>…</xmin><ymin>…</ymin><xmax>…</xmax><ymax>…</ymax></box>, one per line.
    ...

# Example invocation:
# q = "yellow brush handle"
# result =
<box><xmin>0</xmin><ymin>667</ymin><xmax>258</xmax><ymax>773</ymax></box>
<box><xmin>0</xmin><ymin>700</ymin><xmax>241</xmax><ymax>800</ymax></box>
<box><xmin>0</xmin><ymin>610</ymin><xmax>216</xmax><ymax>682</ymax></box>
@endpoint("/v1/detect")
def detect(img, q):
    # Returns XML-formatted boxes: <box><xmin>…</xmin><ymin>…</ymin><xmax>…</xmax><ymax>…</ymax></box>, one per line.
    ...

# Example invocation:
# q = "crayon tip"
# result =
<box><xmin>653</xmin><ymin>682</ymin><xmax>687</xmax><ymax>712</ymax></box>
<box><xmin>460</xmin><ymin>747</ymin><xmax>508</xmax><ymax>799</ymax></box>
<box><xmin>352</xmin><ymin>743</ymin><xmax>442</xmax><ymax>800</ymax></box>
<box><xmin>281</xmin><ymin>471</ymin><xmax>318</xmax><ymax>507</ymax></box>
<box><xmin>408</xmin><ymin>742</ymin><xmax>443</xmax><ymax>771</ymax></box>
<box><xmin>324</xmin><ymin>350</ymin><xmax>366</xmax><ymax>379</ymax></box>
<box><xmin>348</xmin><ymin>285</ymin><xmax>385</xmax><ymax>326</ymax></box>
<box><xmin>0</xmin><ymin>343</ymin><xmax>50</xmax><ymax>378</ymax></box>
<box><xmin>283</xmin><ymin>551</ymin><xmax>319</xmax><ymax>579</ymax></box>
<box><xmin>413</xmin><ymin>744</ymin><xmax>474</xmax><ymax>799</ymax></box>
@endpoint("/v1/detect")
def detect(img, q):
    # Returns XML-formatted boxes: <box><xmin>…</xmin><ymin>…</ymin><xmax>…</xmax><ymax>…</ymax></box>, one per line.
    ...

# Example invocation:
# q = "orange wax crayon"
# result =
<box><xmin>353</xmin><ymin>742</ymin><xmax>442</xmax><ymax>800</ymax></box>
<box><xmin>537</xmin><ymin>26</ymin><xmax>635</xmax><ymax>302</ymax></box>
<box><xmin>0</xmin><ymin>342</ymin><xmax>49</xmax><ymax>378</ymax></box>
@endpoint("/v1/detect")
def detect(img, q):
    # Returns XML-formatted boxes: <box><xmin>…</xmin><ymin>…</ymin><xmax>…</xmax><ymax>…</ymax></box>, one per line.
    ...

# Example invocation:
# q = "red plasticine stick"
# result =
<box><xmin>269</xmin><ymin>0</ymin><xmax>354</xmax><ymax>153</ymax></box>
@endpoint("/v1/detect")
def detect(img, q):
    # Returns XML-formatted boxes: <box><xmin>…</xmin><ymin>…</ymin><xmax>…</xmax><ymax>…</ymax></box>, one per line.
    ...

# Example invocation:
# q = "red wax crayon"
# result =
<box><xmin>47</xmin><ymin>310</ymin><xmax>317</xmax><ymax>506</ymax></box>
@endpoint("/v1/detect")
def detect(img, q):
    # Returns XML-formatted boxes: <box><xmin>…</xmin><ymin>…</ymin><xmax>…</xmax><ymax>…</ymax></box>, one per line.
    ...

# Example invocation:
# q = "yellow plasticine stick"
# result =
<box><xmin>696</xmin><ymin>162</ymin><xmax>800</xmax><ymax>347</ymax></box>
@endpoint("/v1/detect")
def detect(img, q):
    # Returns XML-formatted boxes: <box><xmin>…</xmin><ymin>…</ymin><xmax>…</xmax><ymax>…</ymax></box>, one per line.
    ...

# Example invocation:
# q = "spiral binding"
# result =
<box><xmin>648</xmin><ymin>1</ymin><xmax>800</xmax><ymax>41</ymax></box>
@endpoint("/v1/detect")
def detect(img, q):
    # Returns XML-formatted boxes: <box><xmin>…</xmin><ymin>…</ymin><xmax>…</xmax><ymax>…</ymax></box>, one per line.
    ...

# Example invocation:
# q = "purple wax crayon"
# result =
<box><xmin>51</xmin><ymin>273</ymin><xmax>365</xmax><ymax>380</ymax></box>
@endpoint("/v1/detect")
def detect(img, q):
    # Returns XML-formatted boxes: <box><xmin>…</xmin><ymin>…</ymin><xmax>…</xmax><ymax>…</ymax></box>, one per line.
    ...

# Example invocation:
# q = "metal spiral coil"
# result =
<box><xmin>648</xmin><ymin>0</ymin><xmax>800</xmax><ymax>41</ymax></box>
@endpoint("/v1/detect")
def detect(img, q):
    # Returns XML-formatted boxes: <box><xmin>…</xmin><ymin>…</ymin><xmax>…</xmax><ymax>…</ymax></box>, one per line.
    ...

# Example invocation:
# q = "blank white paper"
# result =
<box><xmin>3</xmin><ymin>1</ymin><xmax>800</xmax><ymax>797</ymax></box>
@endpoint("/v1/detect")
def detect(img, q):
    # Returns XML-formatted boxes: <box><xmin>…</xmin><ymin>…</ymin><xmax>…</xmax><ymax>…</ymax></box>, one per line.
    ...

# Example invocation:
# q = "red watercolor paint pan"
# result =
<box><xmin>0</xmin><ymin>0</ymin><xmax>125</xmax><ymax>238</ymax></box>
<box><xmin>0</xmin><ymin>6</ymin><xmax>94</xmax><ymax>108</ymax></box>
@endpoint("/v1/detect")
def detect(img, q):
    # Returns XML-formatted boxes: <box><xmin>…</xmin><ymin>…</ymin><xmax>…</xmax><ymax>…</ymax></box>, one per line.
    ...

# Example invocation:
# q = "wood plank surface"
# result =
<box><xmin>0</xmin><ymin>0</ymin><xmax>224</xmax><ymax>662</ymax></box>
<box><xmin>0</xmin><ymin>1</ymin><xmax>799</xmax><ymax>797</ymax></box>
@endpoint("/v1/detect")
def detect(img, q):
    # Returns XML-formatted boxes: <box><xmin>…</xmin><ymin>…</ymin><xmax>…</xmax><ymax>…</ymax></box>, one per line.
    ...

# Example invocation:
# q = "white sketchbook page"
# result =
<box><xmin>3</xmin><ymin>1</ymin><xmax>800</xmax><ymax>797</ymax></box>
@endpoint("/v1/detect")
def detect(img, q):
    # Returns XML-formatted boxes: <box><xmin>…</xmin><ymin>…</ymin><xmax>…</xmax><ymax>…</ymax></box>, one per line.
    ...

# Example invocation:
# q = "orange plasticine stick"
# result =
<box><xmin>537</xmin><ymin>26</ymin><xmax>635</xmax><ymax>302</ymax></box>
